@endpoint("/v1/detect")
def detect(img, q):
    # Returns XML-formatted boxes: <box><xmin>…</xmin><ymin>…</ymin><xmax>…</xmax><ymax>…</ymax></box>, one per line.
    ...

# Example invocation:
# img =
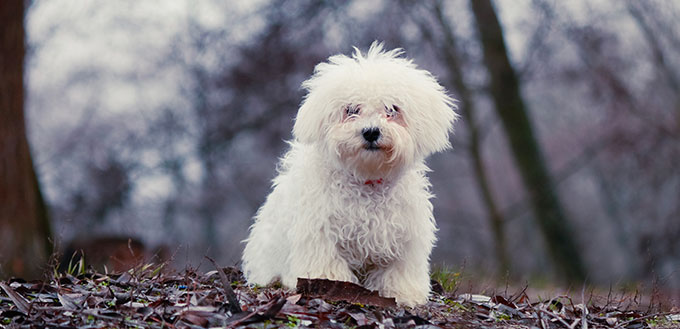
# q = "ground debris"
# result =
<box><xmin>297</xmin><ymin>278</ymin><xmax>397</xmax><ymax>308</ymax></box>
<box><xmin>0</xmin><ymin>266</ymin><xmax>677</xmax><ymax>328</ymax></box>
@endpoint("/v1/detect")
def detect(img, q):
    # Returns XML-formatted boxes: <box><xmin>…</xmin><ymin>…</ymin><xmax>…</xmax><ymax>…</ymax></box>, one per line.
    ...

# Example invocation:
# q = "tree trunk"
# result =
<box><xmin>420</xmin><ymin>0</ymin><xmax>509</xmax><ymax>276</ymax></box>
<box><xmin>0</xmin><ymin>0</ymin><xmax>52</xmax><ymax>279</ymax></box>
<box><xmin>468</xmin><ymin>0</ymin><xmax>586</xmax><ymax>282</ymax></box>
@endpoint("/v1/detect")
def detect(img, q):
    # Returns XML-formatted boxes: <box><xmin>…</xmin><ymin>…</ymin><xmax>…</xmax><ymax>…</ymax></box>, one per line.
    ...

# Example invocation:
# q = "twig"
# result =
<box><xmin>227</xmin><ymin>297</ymin><xmax>280</xmax><ymax>328</ymax></box>
<box><xmin>581</xmin><ymin>284</ymin><xmax>588</xmax><ymax>329</ymax></box>
<box><xmin>614</xmin><ymin>312</ymin><xmax>673</xmax><ymax>329</ymax></box>
<box><xmin>536</xmin><ymin>308</ymin><xmax>547</xmax><ymax>329</ymax></box>
<box><xmin>206</xmin><ymin>256</ymin><xmax>242</xmax><ymax>314</ymax></box>
<box><xmin>538</xmin><ymin>308</ymin><xmax>572</xmax><ymax>328</ymax></box>
<box><xmin>510</xmin><ymin>283</ymin><xmax>529</xmax><ymax>304</ymax></box>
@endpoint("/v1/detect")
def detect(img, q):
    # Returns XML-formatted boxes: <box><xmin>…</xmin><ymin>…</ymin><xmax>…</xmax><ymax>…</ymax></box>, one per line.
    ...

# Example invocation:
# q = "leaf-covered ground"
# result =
<box><xmin>0</xmin><ymin>263</ymin><xmax>678</xmax><ymax>328</ymax></box>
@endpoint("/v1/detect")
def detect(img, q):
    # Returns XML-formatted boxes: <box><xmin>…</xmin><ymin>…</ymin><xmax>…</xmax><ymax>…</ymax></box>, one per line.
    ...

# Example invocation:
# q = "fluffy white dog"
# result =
<box><xmin>242</xmin><ymin>42</ymin><xmax>457</xmax><ymax>306</ymax></box>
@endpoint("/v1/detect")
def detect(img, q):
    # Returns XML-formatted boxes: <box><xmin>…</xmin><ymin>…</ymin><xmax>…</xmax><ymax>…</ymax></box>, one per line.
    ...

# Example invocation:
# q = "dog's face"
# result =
<box><xmin>325</xmin><ymin>100</ymin><xmax>415</xmax><ymax>179</ymax></box>
<box><xmin>293</xmin><ymin>42</ymin><xmax>457</xmax><ymax>180</ymax></box>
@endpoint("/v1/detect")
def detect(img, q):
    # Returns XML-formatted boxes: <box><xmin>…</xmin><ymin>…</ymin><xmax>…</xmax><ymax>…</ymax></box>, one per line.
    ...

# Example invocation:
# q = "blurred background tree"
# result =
<box><xmin>468</xmin><ymin>0</ymin><xmax>586</xmax><ymax>282</ymax></box>
<box><xmin>0</xmin><ymin>0</ymin><xmax>52</xmax><ymax>279</ymax></box>
<box><xmin>5</xmin><ymin>0</ymin><xmax>679</xmax><ymax>299</ymax></box>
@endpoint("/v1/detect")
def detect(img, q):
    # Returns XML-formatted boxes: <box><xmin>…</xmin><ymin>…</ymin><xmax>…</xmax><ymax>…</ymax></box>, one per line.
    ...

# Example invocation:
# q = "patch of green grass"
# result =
<box><xmin>269</xmin><ymin>281</ymin><xmax>282</xmax><ymax>289</ymax></box>
<box><xmin>148</xmin><ymin>263</ymin><xmax>165</xmax><ymax>278</ymax></box>
<box><xmin>286</xmin><ymin>315</ymin><xmax>301</xmax><ymax>327</ymax></box>
<box><xmin>251</xmin><ymin>284</ymin><xmax>263</xmax><ymax>293</ymax></box>
<box><xmin>491</xmin><ymin>310</ymin><xmax>511</xmax><ymax>321</ymax></box>
<box><xmin>647</xmin><ymin>316</ymin><xmax>680</xmax><ymax>328</ymax></box>
<box><xmin>431</xmin><ymin>264</ymin><xmax>461</xmax><ymax>293</ymax></box>
<box><xmin>54</xmin><ymin>251</ymin><xmax>86</xmax><ymax>278</ymax></box>
<box><xmin>443</xmin><ymin>298</ymin><xmax>469</xmax><ymax>312</ymax></box>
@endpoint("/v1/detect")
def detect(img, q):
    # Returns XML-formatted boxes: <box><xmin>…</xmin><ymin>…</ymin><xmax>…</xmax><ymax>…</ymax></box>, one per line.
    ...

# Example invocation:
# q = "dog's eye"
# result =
<box><xmin>345</xmin><ymin>104</ymin><xmax>360</xmax><ymax>116</ymax></box>
<box><xmin>385</xmin><ymin>105</ymin><xmax>400</xmax><ymax>117</ymax></box>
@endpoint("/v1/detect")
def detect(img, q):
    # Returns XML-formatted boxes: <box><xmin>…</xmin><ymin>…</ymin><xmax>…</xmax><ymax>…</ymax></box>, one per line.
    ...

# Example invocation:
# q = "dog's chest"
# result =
<box><xmin>326</xmin><ymin>186</ymin><xmax>408</xmax><ymax>268</ymax></box>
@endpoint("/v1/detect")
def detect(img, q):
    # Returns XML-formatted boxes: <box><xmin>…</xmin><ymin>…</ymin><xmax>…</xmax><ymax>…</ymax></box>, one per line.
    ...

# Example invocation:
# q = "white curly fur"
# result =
<box><xmin>242</xmin><ymin>42</ymin><xmax>457</xmax><ymax>306</ymax></box>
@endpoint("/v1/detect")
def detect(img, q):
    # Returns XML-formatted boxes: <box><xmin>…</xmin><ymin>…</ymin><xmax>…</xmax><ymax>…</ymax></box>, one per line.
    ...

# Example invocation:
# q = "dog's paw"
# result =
<box><xmin>383</xmin><ymin>287</ymin><xmax>429</xmax><ymax>307</ymax></box>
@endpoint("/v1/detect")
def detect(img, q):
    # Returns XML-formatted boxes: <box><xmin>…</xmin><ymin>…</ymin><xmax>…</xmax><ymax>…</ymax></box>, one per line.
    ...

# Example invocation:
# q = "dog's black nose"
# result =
<box><xmin>362</xmin><ymin>127</ymin><xmax>381</xmax><ymax>142</ymax></box>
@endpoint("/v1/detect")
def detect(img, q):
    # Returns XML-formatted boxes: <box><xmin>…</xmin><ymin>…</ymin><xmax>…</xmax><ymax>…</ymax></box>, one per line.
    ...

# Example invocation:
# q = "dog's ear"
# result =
<box><xmin>292</xmin><ymin>94</ymin><xmax>327</xmax><ymax>144</ymax></box>
<box><xmin>293</xmin><ymin>59</ymin><xmax>345</xmax><ymax>144</ymax></box>
<box><xmin>412</xmin><ymin>83</ymin><xmax>458</xmax><ymax>157</ymax></box>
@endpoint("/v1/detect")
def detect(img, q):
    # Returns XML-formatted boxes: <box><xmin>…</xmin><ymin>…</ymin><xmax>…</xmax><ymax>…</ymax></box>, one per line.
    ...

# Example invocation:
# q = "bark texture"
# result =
<box><xmin>468</xmin><ymin>0</ymin><xmax>586</xmax><ymax>281</ymax></box>
<box><xmin>422</xmin><ymin>0</ymin><xmax>509</xmax><ymax>275</ymax></box>
<box><xmin>0</xmin><ymin>0</ymin><xmax>52</xmax><ymax>279</ymax></box>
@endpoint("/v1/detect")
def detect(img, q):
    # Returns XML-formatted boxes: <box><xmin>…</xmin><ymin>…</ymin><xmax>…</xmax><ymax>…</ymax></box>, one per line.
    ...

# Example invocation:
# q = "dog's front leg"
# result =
<box><xmin>365</xmin><ymin>240</ymin><xmax>432</xmax><ymax>307</ymax></box>
<box><xmin>281</xmin><ymin>226</ymin><xmax>357</xmax><ymax>288</ymax></box>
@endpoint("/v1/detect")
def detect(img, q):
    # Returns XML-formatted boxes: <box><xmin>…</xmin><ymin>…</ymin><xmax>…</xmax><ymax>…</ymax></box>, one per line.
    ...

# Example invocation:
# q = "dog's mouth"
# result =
<box><xmin>364</xmin><ymin>142</ymin><xmax>382</xmax><ymax>151</ymax></box>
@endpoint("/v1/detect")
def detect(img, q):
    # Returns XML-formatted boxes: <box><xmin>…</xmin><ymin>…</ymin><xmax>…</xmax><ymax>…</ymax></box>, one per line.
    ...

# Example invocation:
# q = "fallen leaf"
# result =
<box><xmin>0</xmin><ymin>282</ymin><xmax>31</xmax><ymax>314</ymax></box>
<box><xmin>296</xmin><ymin>278</ymin><xmax>397</xmax><ymax>308</ymax></box>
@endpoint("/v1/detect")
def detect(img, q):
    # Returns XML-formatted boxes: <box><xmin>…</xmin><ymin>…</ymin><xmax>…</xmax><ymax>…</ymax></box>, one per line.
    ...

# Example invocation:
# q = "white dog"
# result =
<box><xmin>242</xmin><ymin>42</ymin><xmax>457</xmax><ymax>306</ymax></box>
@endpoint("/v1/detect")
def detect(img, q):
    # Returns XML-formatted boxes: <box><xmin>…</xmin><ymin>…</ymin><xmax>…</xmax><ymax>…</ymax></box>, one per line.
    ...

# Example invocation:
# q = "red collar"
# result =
<box><xmin>364</xmin><ymin>178</ymin><xmax>384</xmax><ymax>186</ymax></box>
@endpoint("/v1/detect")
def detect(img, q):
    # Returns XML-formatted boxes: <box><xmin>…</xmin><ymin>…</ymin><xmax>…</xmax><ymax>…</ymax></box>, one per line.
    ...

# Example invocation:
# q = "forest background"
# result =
<box><xmin>1</xmin><ymin>0</ymin><xmax>679</xmax><ymax>299</ymax></box>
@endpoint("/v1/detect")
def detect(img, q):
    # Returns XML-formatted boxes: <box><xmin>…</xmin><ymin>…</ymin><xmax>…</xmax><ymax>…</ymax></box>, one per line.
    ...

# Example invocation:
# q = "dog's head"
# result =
<box><xmin>293</xmin><ymin>42</ymin><xmax>457</xmax><ymax>180</ymax></box>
